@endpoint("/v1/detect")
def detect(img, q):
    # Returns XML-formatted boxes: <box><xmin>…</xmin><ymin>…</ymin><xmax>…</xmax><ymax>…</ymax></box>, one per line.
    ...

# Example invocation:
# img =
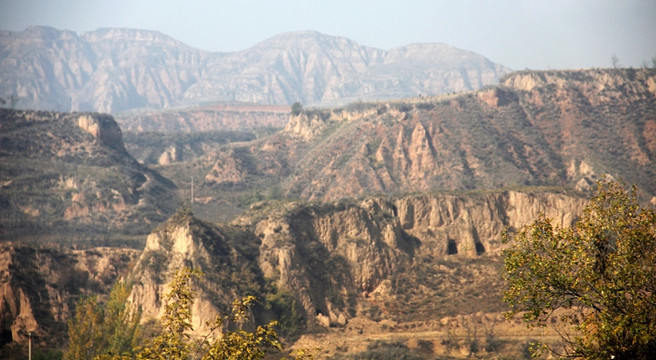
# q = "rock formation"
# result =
<box><xmin>126</xmin><ymin>190</ymin><xmax>586</xmax><ymax>337</ymax></box>
<box><xmin>201</xmin><ymin>68</ymin><xmax>656</xmax><ymax>202</ymax></box>
<box><xmin>0</xmin><ymin>243</ymin><xmax>138</xmax><ymax>352</ymax></box>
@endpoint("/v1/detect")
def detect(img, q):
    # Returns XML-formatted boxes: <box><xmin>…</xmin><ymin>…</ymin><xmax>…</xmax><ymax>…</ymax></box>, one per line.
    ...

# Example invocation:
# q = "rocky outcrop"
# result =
<box><xmin>77</xmin><ymin>114</ymin><xmax>125</xmax><ymax>150</ymax></box>
<box><xmin>394</xmin><ymin>191</ymin><xmax>585</xmax><ymax>257</ymax></box>
<box><xmin>204</xmin><ymin>149</ymin><xmax>253</xmax><ymax>184</ymax></box>
<box><xmin>253</xmin><ymin>191</ymin><xmax>585</xmax><ymax>302</ymax></box>
<box><xmin>127</xmin><ymin>189</ymin><xmax>586</xmax><ymax>337</ymax></box>
<box><xmin>252</xmin><ymin>200</ymin><xmax>411</xmax><ymax>326</ymax></box>
<box><xmin>0</xmin><ymin>243</ymin><xmax>138</xmax><ymax>351</ymax></box>
<box><xmin>228</xmin><ymin>68</ymin><xmax>656</xmax><ymax>201</ymax></box>
<box><xmin>157</xmin><ymin>145</ymin><xmax>182</xmax><ymax>165</ymax></box>
<box><xmin>128</xmin><ymin>210</ymin><xmax>252</xmax><ymax>338</ymax></box>
<box><xmin>260</xmin><ymin>189</ymin><xmax>584</xmax><ymax>311</ymax></box>
<box><xmin>0</xmin><ymin>189</ymin><xmax>586</xmax><ymax>352</ymax></box>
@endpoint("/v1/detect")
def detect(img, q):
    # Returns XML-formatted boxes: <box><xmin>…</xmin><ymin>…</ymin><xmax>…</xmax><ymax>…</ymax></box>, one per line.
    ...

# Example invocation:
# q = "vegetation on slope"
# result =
<box><xmin>503</xmin><ymin>180</ymin><xmax>656</xmax><ymax>359</ymax></box>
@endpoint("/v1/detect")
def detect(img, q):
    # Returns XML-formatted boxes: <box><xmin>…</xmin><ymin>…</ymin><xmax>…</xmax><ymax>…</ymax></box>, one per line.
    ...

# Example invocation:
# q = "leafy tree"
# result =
<box><xmin>503</xmin><ymin>180</ymin><xmax>656</xmax><ymax>359</ymax></box>
<box><xmin>69</xmin><ymin>268</ymin><xmax>312</xmax><ymax>360</ymax></box>
<box><xmin>201</xmin><ymin>296</ymin><xmax>284</xmax><ymax>360</ymax></box>
<box><xmin>65</xmin><ymin>295</ymin><xmax>104</xmax><ymax>360</ymax></box>
<box><xmin>291</xmin><ymin>102</ymin><xmax>303</xmax><ymax>116</ymax></box>
<box><xmin>33</xmin><ymin>348</ymin><xmax>64</xmax><ymax>360</ymax></box>
<box><xmin>102</xmin><ymin>280</ymin><xmax>143</xmax><ymax>356</ymax></box>
<box><xmin>135</xmin><ymin>268</ymin><xmax>312</xmax><ymax>360</ymax></box>
<box><xmin>65</xmin><ymin>280</ymin><xmax>141</xmax><ymax>360</ymax></box>
<box><xmin>136</xmin><ymin>267</ymin><xmax>201</xmax><ymax>360</ymax></box>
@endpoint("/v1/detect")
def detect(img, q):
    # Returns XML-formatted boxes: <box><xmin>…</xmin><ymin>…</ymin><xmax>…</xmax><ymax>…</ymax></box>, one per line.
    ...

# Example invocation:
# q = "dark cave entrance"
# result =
<box><xmin>475</xmin><ymin>242</ymin><xmax>486</xmax><ymax>255</ymax></box>
<box><xmin>447</xmin><ymin>239</ymin><xmax>458</xmax><ymax>255</ymax></box>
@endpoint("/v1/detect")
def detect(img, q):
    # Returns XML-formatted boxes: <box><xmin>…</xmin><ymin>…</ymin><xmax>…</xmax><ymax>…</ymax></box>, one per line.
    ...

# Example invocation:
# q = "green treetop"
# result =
<box><xmin>503</xmin><ymin>180</ymin><xmax>656</xmax><ymax>359</ymax></box>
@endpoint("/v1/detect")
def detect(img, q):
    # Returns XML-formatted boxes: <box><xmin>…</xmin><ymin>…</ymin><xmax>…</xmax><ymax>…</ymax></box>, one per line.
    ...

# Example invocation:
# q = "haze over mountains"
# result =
<box><xmin>2</xmin><ymin>24</ymin><xmax>656</xmax><ymax>360</ymax></box>
<box><xmin>0</xmin><ymin>26</ymin><xmax>509</xmax><ymax>113</ymax></box>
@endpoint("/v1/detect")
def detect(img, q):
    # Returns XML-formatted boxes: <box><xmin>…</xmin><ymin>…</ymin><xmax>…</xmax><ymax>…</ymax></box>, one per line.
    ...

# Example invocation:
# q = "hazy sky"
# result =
<box><xmin>1</xmin><ymin>0</ymin><xmax>655</xmax><ymax>70</ymax></box>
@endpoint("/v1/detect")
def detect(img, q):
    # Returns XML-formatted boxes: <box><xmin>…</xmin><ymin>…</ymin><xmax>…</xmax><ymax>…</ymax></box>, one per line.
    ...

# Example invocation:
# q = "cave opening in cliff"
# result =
<box><xmin>475</xmin><ymin>242</ymin><xmax>486</xmax><ymax>255</ymax></box>
<box><xmin>0</xmin><ymin>328</ymin><xmax>12</xmax><ymax>347</ymax></box>
<box><xmin>447</xmin><ymin>239</ymin><xmax>458</xmax><ymax>255</ymax></box>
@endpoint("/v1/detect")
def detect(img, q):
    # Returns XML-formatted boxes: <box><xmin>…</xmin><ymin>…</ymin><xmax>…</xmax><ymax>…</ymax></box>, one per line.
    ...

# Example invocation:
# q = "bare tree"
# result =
<box><xmin>611</xmin><ymin>54</ymin><xmax>620</xmax><ymax>68</ymax></box>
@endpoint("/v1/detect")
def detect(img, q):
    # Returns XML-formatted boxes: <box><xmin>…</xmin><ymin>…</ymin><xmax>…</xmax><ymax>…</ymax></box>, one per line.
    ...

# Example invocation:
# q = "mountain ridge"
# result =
<box><xmin>183</xmin><ymin>68</ymin><xmax>656</xmax><ymax>210</ymax></box>
<box><xmin>1</xmin><ymin>68</ymin><xmax>655</xmax><ymax>358</ymax></box>
<box><xmin>0</xmin><ymin>26</ymin><xmax>510</xmax><ymax>113</ymax></box>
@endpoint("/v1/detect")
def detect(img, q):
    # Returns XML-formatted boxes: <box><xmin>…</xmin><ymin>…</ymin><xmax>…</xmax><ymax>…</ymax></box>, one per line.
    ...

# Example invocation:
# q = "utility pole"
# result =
<box><xmin>28</xmin><ymin>332</ymin><xmax>31</xmax><ymax>360</ymax></box>
<box><xmin>190</xmin><ymin>176</ymin><xmax>194</xmax><ymax>205</ymax></box>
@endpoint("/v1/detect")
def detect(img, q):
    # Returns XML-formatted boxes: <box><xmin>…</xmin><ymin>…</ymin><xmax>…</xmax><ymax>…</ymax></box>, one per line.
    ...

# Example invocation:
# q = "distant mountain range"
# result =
<box><xmin>0</xmin><ymin>26</ymin><xmax>510</xmax><ymax>113</ymax></box>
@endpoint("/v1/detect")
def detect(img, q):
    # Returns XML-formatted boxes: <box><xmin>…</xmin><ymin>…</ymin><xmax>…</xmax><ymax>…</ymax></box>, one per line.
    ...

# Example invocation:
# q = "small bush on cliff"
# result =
<box><xmin>503</xmin><ymin>180</ymin><xmax>656</xmax><ymax>359</ymax></box>
<box><xmin>291</xmin><ymin>102</ymin><xmax>303</xmax><ymax>116</ymax></box>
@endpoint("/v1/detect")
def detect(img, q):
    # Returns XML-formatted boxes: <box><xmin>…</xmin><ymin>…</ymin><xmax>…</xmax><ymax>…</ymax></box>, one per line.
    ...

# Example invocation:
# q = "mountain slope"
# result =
<box><xmin>0</xmin><ymin>27</ymin><xmax>509</xmax><ymax>113</ymax></box>
<box><xmin>192</xmin><ymin>68</ymin><xmax>655</xmax><ymax>205</ymax></box>
<box><xmin>0</xmin><ymin>189</ymin><xmax>586</xmax><ymax>357</ymax></box>
<box><xmin>0</xmin><ymin>109</ymin><xmax>179</xmax><ymax>244</ymax></box>
<box><xmin>0</xmin><ymin>27</ymin><xmax>207</xmax><ymax>113</ymax></box>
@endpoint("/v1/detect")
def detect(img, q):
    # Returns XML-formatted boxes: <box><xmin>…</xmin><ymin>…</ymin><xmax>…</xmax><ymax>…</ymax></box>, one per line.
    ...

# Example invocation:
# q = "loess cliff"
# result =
<box><xmin>195</xmin><ymin>68</ymin><xmax>656</xmax><ymax>206</ymax></box>
<box><xmin>0</xmin><ymin>243</ymin><xmax>139</xmax><ymax>356</ymax></box>
<box><xmin>126</xmin><ymin>189</ymin><xmax>586</xmax><ymax>337</ymax></box>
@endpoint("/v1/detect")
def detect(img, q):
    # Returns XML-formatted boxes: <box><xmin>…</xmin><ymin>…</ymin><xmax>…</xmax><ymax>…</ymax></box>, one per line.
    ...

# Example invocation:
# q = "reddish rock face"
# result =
<box><xmin>198</xmin><ymin>68</ymin><xmax>656</xmax><ymax>202</ymax></box>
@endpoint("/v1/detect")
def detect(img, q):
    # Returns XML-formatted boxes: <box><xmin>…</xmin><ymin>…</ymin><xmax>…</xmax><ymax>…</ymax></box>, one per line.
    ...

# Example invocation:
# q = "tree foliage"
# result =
<box><xmin>136</xmin><ymin>267</ymin><xmax>201</xmax><ymax>360</ymax></box>
<box><xmin>70</xmin><ymin>267</ymin><xmax>312</xmax><ymax>360</ymax></box>
<box><xmin>65</xmin><ymin>280</ymin><xmax>141</xmax><ymax>360</ymax></box>
<box><xmin>291</xmin><ymin>102</ymin><xmax>303</xmax><ymax>116</ymax></box>
<box><xmin>201</xmin><ymin>296</ymin><xmax>283</xmax><ymax>360</ymax></box>
<box><xmin>135</xmin><ymin>267</ymin><xmax>311</xmax><ymax>360</ymax></box>
<box><xmin>503</xmin><ymin>180</ymin><xmax>656</xmax><ymax>359</ymax></box>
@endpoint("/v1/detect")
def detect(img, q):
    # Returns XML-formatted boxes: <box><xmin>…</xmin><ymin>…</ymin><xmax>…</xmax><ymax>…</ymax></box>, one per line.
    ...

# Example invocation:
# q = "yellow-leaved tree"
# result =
<box><xmin>65</xmin><ymin>280</ymin><xmax>141</xmax><ymax>360</ymax></box>
<box><xmin>503</xmin><ymin>180</ymin><xmax>656</xmax><ymax>359</ymax></box>
<box><xmin>69</xmin><ymin>268</ymin><xmax>312</xmax><ymax>360</ymax></box>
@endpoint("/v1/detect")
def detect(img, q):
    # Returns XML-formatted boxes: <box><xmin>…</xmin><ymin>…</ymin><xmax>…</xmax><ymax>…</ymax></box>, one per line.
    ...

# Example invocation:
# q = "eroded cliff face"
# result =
<box><xmin>253</xmin><ymin>199</ymin><xmax>411</xmax><ymax>326</ymax></box>
<box><xmin>128</xmin><ymin>210</ymin><xmax>253</xmax><ymax>338</ymax></box>
<box><xmin>0</xmin><ymin>243</ymin><xmax>138</xmax><ymax>351</ymax></box>
<box><xmin>77</xmin><ymin>114</ymin><xmax>125</xmax><ymax>150</ymax></box>
<box><xmin>1</xmin><ymin>189</ymin><xmax>587</xmax><ymax>352</ymax></box>
<box><xmin>395</xmin><ymin>191</ymin><xmax>584</xmax><ymax>257</ymax></box>
<box><xmin>128</xmin><ymin>190</ymin><xmax>586</xmax><ymax>335</ymax></box>
<box><xmin>251</xmin><ymin>191</ymin><xmax>585</xmax><ymax>325</ymax></box>
<box><xmin>205</xmin><ymin>68</ymin><xmax>655</xmax><ymax>203</ymax></box>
